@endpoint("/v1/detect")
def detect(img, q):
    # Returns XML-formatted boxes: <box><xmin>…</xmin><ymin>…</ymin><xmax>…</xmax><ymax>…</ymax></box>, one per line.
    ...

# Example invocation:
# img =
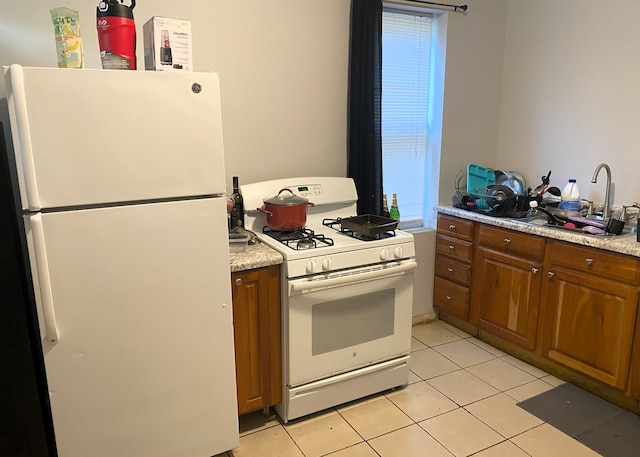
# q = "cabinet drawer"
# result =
<box><xmin>547</xmin><ymin>241</ymin><xmax>640</xmax><ymax>284</ymax></box>
<box><xmin>434</xmin><ymin>276</ymin><xmax>469</xmax><ymax>320</ymax></box>
<box><xmin>437</xmin><ymin>214</ymin><xmax>474</xmax><ymax>241</ymax></box>
<box><xmin>478</xmin><ymin>225</ymin><xmax>545</xmax><ymax>260</ymax></box>
<box><xmin>436</xmin><ymin>234</ymin><xmax>473</xmax><ymax>263</ymax></box>
<box><xmin>435</xmin><ymin>255</ymin><xmax>472</xmax><ymax>286</ymax></box>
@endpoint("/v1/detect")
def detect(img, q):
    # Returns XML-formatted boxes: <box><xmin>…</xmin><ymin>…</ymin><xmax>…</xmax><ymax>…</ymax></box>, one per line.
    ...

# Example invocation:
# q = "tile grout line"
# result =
<box><xmin>236</xmin><ymin>321</ymin><xmax>603</xmax><ymax>457</ymax></box>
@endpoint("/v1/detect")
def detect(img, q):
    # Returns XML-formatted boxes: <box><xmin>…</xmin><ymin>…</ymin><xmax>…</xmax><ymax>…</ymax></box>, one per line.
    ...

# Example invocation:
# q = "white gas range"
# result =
<box><xmin>241</xmin><ymin>177</ymin><xmax>416</xmax><ymax>423</ymax></box>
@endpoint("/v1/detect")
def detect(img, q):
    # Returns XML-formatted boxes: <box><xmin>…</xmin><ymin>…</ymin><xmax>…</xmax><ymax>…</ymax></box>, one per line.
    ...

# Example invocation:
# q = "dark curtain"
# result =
<box><xmin>347</xmin><ymin>0</ymin><xmax>383</xmax><ymax>216</ymax></box>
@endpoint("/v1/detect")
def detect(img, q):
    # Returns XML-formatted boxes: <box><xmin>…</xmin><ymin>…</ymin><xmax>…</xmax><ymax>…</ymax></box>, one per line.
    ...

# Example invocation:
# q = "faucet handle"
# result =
<box><xmin>581</xmin><ymin>199</ymin><xmax>594</xmax><ymax>215</ymax></box>
<box><xmin>620</xmin><ymin>205</ymin><xmax>632</xmax><ymax>222</ymax></box>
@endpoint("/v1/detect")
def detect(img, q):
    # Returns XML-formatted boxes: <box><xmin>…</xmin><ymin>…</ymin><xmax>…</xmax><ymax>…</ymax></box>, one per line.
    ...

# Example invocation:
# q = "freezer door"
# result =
<box><xmin>27</xmin><ymin>198</ymin><xmax>238</xmax><ymax>457</ymax></box>
<box><xmin>5</xmin><ymin>65</ymin><xmax>226</xmax><ymax>210</ymax></box>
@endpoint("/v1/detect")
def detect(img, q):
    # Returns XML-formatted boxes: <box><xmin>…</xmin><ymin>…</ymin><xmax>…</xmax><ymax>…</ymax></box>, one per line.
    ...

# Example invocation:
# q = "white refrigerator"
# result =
<box><xmin>0</xmin><ymin>65</ymin><xmax>239</xmax><ymax>457</ymax></box>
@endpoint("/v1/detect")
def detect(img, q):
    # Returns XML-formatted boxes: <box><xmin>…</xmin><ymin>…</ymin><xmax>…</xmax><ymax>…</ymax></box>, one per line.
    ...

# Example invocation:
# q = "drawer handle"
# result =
<box><xmin>448</xmin><ymin>245</ymin><xmax>455</xmax><ymax>251</ymax></box>
<box><xmin>585</xmin><ymin>258</ymin><xmax>594</xmax><ymax>266</ymax></box>
<box><xmin>531</xmin><ymin>268</ymin><xmax>539</xmax><ymax>275</ymax></box>
<box><xmin>447</xmin><ymin>267</ymin><xmax>454</xmax><ymax>273</ymax></box>
<box><xmin>445</xmin><ymin>295</ymin><xmax>452</xmax><ymax>301</ymax></box>
<box><xmin>235</xmin><ymin>278</ymin><xmax>243</xmax><ymax>286</ymax></box>
<box><xmin>503</xmin><ymin>238</ymin><xmax>511</xmax><ymax>245</ymax></box>
<box><xmin>548</xmin><ymin>272</ymin><xmax>555</xmax><ymax>279</ymax></box>
<box><xmin>449</xmin><ymin>224</ymin><xmax>456</xmax><ymax>231</ymax></box>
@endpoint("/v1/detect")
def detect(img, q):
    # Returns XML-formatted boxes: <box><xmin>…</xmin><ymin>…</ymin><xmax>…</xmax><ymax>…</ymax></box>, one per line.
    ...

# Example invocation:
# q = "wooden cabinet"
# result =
<box><xmin>231</xmin><ymin>265</ymin><xmax>282</xmax><ymax>415</ymax></box>
<box><xmin>540</xmin><ymin>241</ymin><xmax>640</xmax><ymax>390</ymax></box>
<box><xmin>628</xmin><ymin>314</ymin><xmax>640</xmax><ymax>399</ymax></box>
<box><xmin>433</xmin><ymin>211</ymin><xmax>640</xmax><ymax>411</ymax></box>
<box><xmin>471</xmin><ymin>225</ymin><xmax>546</xmax><ymax>350</ymax></box>
<box><xmin>434</xmin><ymin>214</ymin><xmax>475</xmax><ymax>320</ymax></box>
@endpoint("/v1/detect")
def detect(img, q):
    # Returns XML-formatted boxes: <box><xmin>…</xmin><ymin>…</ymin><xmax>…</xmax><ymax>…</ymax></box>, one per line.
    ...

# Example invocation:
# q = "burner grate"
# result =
<box><xmin>263</xmin><ymin>227</ymin><xmax>334</xmax><ymax>250</ymax></box>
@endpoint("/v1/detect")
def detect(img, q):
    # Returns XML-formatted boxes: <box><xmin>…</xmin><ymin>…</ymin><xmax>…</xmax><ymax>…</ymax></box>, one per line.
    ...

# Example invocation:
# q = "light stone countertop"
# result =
<box><xmin>229</xmin><ymin>240</ymin><xmax>284</xmax><ymax>273</ymax></box>
<box><xmin>435</xmin><ymin>205</ymin><xmax>640</xmax><ymax>258</ymax></box>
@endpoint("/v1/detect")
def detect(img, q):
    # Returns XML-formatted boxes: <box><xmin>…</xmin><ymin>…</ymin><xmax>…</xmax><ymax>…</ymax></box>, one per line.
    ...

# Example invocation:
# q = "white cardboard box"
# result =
<box><xmin>143</xmin><ymin>17</ymin><xmax>193</xmax><ymax>72</ymax></box>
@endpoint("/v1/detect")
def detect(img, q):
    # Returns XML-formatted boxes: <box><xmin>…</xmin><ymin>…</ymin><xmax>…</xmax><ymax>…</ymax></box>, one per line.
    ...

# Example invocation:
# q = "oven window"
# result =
<box><xmin>311</xmin><ymin>289</ymin><xmax>395</xmax><ymax>355</ymax></box>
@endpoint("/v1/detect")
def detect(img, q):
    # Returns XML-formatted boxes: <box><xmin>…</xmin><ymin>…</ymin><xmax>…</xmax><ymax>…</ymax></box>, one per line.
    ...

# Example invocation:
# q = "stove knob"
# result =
<box><xmin>380</xmin><ymin>248</ymin><xmax>390</xmax><ymax>261</ymax></box>
<box><xmin>394</xmin><ymin>247</ymin><xmax>404</xmax><ymax>258</ymax></box>
<box><xmin>322</xmin><ymin>258</ymin><xmax>333</xmax><ymax>271</ymax></box>
<box><xmin>306</xmin><ymin>260</ymin><xmax>316</xmax><ymax>274</ymax></box>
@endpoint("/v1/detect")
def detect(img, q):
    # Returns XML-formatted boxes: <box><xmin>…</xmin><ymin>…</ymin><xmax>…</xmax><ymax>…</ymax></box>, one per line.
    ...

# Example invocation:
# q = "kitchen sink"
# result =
<box><xmin>519</xmin><ymin>218</ymin><xmax>636</xmax><ymax>237</ymax></box>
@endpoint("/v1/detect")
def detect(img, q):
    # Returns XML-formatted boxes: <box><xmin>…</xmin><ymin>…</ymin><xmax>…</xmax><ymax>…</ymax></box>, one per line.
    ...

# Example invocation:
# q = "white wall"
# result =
<box><xmin>0</xmin><ymin>0</ymin><xmax>351</xmax><ymax>192</ymax></box>
<box><xmin>436</xmin><ymin>0</ymin><xmax>509</xmax><ymax>206</ymax></box>
<box><xmin>0</xmin><ymin>0</ymin><xmax>513</xmax><ymax>318</ymax></box>
<box><xmin>497</xmin><ymin>0</ymin><xmax>640</xmax><ymax>206</ymax></box>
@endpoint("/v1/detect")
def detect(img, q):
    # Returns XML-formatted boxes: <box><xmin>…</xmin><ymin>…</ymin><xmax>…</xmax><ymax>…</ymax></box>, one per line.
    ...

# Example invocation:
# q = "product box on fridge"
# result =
<box><xmin>143</xmin><ymin>17</ymin><xmax>192</xmax><ymax>72</ymax></box>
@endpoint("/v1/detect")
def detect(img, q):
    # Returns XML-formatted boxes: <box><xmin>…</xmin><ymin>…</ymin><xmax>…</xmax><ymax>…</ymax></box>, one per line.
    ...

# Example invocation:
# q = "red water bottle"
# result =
<box><xmin>96</xmin><ymin>0</ymin><xmax>137</xmax><ymax>70</ymax></box>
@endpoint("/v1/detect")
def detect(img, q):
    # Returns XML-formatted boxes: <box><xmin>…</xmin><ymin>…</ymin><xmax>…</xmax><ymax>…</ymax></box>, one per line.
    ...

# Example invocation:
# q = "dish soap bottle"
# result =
<box><xmin>560</xmin><ymin>179</ymin><xmax>580</xmax><ymax>212</ymax></box>
<box><xmin>389</xmin><ymin>193</ymin><xmax>400</xmax><ymax>220</ymax></box>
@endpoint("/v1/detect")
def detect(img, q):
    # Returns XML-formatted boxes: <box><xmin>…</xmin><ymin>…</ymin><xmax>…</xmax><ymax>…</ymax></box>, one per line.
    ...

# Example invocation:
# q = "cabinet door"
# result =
<box><xmin>436</xmin><ymin>234</ymin><xmax>473</xmax><ymax>263</ymax></box>
<box><xmin>474</xmin><ymin>247</ymin><xmax>542</xmax><ymax>350</ymax></box>
<box><xmin>541</xmin><ymin>267</ymin><xmax>638</xmax><ymax>389</ymax></box>
<box><xmin>437</xmin><ymin>214</ymin><xmax>474</xmax><ymax>241</ymax></box>
<box><xmin>435</xmin><ymin>255</ymin><xmax>472</xmax><ymax>286</ymax></box>
<box><xmin>434</xmin><ymin>275</ymin><xmax>470</xmax><ymax>320</ymax></box>
<box><xmin>232</xmin><ymin>266</ymin><xmax>281</xmax><ymax>415</ymax></box>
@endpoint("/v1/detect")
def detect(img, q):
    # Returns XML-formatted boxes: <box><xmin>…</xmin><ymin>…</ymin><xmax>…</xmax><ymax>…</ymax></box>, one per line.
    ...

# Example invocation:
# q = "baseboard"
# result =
<box><xmin>412</xmin><ymin>312</ymin><xmax>437</xmax><ymax>326</ymax></box>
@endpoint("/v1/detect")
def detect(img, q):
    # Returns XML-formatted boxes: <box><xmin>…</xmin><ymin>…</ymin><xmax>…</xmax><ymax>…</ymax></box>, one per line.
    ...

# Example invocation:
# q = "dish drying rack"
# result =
<box><xmin>454</xmin><ymin>167</ymin><xmax>523</xmax><ymax>217</ymax></box>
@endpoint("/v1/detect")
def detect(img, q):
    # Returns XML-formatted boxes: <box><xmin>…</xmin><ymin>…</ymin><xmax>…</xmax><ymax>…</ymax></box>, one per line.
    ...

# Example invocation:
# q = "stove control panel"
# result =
<box><xmin>379</xmin><ymin>247</ymin><xmax>406</xmax><ymax>261</ymax></box>
<box><xmin>290</xmin><ymin>184</ymin><xmax>323</xmax><ymax>198</ymax></box>
<box><xmin>305</xmin><ymin>257</ymin><xmax>334</xmax><ymax>274</ymax></box>
<box><xmin>287</xmin><ymin>240</ymin><xmax>416</xmax><ymax>279</ymax></box>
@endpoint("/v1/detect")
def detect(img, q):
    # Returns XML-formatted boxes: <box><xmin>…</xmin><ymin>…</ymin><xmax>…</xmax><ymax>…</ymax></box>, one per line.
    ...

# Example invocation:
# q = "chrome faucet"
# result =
<box><xmin>591</xmin><ymin>163</ymin><xmax>612</xmax><ymax>219</ymax></box>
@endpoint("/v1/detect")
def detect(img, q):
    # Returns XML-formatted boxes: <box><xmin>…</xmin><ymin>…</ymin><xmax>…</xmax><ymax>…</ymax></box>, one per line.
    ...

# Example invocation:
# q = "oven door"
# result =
<box><xmin>286</xmin><ymin>260</ymin><xmax>416</xmax><ymax>387</ymax></box>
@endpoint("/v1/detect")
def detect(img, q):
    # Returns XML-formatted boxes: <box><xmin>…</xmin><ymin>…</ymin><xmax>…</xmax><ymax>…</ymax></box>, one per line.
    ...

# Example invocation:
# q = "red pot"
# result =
<box><xmin>257</xmin><ymin>188</ymin><xmax>314</xmax><ymax>231</ymax></box>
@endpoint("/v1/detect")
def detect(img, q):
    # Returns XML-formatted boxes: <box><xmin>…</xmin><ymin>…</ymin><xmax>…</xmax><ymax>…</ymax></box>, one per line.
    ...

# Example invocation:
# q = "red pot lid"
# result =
<box><xmin>263</xmin><ymin>188</ymin><xmax>309</xmax><ymax>206</ymax></box>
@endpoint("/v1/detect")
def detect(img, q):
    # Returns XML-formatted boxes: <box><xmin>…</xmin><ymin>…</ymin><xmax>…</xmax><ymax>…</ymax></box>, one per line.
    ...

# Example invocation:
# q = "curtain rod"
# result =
<box><xmin>402</xmin><ymin>1</ymin><xmax>468</xmax><ymax>12</ymax></box>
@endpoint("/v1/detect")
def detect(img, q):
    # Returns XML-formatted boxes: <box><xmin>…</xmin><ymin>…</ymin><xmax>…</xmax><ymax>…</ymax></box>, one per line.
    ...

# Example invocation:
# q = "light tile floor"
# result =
<box><xmin>219</xmin><ymin>320</ymin><xmax>604</xmax><ymax>457</ymax></box>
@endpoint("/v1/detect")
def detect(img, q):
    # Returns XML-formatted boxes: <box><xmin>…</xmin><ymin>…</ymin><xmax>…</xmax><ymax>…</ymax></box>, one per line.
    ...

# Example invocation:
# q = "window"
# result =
<box><xmin>382</xmin><ymin>7</ymin><xmax>442</xmax><ymax>228</ymax></box>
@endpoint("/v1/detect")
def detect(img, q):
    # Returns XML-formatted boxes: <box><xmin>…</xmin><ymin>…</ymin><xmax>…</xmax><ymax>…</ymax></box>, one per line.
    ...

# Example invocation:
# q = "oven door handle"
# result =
<box><xmin>289</xmin><ymin>261</ymin><xmax>416</xmax><ymax>294</ymax></box>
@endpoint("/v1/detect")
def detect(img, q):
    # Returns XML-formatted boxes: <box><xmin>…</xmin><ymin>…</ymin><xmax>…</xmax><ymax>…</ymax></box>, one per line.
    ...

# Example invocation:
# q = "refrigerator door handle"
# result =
<box><xmin>9</xmin><ymin>64</ymin><xmax>42</xmax><ymax>210</ymax></box>
<box><xmin>30</xmin><ymin>214</ymin><xmax>59</xmax><ymax>344</ymax></box>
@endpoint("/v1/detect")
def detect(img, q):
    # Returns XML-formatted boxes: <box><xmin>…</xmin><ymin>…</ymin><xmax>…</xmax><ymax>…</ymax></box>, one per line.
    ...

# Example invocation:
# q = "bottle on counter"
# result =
<box><xmin>229</xmin><ymin>176</ymin><xmax>245</xmax><ymax>229</ymax></box>
<box><xmin>526</xmin><ymin>200</ymin><xmax>542</xmax><ymax>222</ymax></box>
<box><xmin>559</xmin><ymin>179</ymin><xmax>580</xmax><ymax>212</ymax></box>
<box><xmin>382</xmin><ymin>193</ymin><xmax>390</xmax><ymax>218</ymax></box>
<box><xmin>389</xmin><ymin>193</ymin><xmax>400</xmax><ymax>220</ymax></box>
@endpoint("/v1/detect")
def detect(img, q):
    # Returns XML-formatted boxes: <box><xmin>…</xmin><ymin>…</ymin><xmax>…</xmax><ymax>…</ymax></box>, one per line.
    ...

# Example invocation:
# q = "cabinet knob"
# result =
<box><xmin>235</xmin><ymin>278</ymin><xmax>242</xmax><ymax>286</ymax></box>
<box><xmin>547</xmin><ymin>272</ymin><xmax>555</xmax><ymax>279</ymax></box>
<box><xmin>531</xmin><ymin>268</ymin><xmax>539</xmax><ymax>275</ymax></box>
<box><xmin>447</xmin><ymin>267</ymin><xmax>454</xmax><ymax>273</ymax></box>
<box><xmin>445</xmin><ymin>295</ymin><xmax>452</xmax><ymax>301</ymax></box>
<box><xmin>585</xmin><ymin>258</ymin><xmax>594</xmax><ymax>266</ymax></box>
<box><xmin>448</xmin><ymin>245</ymin><xmax>455</xmax><ymax>251</ymax></box>
<box><xmin>449</xmin><ymin>224</ymin><xmax>456</xmax><ymax>231</ymax></box>
<box><xmin>503</xmin><ymin>238</ymin><xmax>511</xmax><ymax>245</ymax></box>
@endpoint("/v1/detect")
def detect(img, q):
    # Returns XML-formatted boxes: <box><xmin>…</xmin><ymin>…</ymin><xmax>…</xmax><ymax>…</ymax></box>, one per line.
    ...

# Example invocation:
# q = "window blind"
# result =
<box><xmin>382</xmin><ymin>10</ymin><xmax>432</xmax><ymax>224</ymax></box>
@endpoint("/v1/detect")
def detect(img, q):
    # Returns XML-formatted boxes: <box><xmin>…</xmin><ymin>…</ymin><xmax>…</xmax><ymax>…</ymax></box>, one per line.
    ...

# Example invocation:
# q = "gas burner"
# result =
<box><xmin>263</xmin><ymin>227</ymin><xmax>334</xmax><ymax>250</ymax></box>
<box><xmin>296</xmin><ymin>237</ymin><xmax>316</xmax><ymax>250</ymax></box>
